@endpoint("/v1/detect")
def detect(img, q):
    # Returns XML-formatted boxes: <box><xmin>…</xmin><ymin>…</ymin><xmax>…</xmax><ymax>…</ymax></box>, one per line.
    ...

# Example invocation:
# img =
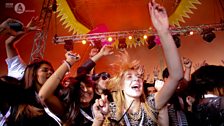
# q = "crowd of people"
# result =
<box><xmin>0</xmin><ymin>0</ymin><xmax>223</xmax><ymax>126</ymax></box>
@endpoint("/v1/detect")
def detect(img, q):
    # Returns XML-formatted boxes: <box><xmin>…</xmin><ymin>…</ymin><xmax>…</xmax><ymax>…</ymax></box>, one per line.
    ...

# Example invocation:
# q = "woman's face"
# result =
<box><xmin>122</xmin><ymin>70</ymin><xmax>143</xmax><ymax>98</ymax></box>
<box><xmin>98</xmin><ymin>76</ymin><xmax>110</xmax><ymax>90</ymax></box>
<box><xmin>80</xmin><ymin>82</ymin><xmax>94</xmax><ymax>105</ymax></box>
<box><xmin>36</xmin><ymin>64</ymin><xmax>54</xmax><ymax>86</ymax></box>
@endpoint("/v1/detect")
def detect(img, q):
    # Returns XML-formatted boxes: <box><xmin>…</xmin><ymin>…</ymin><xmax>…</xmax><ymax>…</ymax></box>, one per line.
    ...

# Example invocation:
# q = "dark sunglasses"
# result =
<box><xmin>101</xmin><ymin>73</ymin><xmax>110</xmax><ymax>80</ymax></box>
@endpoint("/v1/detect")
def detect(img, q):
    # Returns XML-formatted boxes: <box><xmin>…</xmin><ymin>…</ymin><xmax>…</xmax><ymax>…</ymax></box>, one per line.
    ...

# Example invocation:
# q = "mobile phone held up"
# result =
<box><xmin>7</xmin><ymin>21</ymin><xmax>24</xmax><ymax>32</ymax></box>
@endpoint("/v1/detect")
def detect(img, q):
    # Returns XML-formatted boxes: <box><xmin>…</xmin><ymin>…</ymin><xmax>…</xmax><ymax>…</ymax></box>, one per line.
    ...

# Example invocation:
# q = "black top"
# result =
<box><xmin>4</xmin><ymin>104</ymin><xmax>58</xmax><ymax>126</ymax></box>
<box><xmin>189</xmin><ymin>96</ymin><xmax>224</xmax><ymax>126</ymax></box>
<box><xmin>73</xmin><ymin>106</ymin><xmax>93</xmax><ymax>126</ymax></box>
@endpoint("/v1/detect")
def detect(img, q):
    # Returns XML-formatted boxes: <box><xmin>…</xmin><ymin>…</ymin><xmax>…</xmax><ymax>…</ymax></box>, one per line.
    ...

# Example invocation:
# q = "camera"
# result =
<box><xmin>68</xmin><ymin>53</ymin><xmax>80</xmax><ymax>60</ymax></box>
<box><xmin>7</xmin><ymin>21</ymin><xmax>24</xmax><ymax>32</ymax></box>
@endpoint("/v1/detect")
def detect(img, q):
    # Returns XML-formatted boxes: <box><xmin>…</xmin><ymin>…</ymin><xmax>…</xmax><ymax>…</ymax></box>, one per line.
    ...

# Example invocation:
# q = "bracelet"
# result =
<box><xmin>63</xmin><ymin>60</ymin><xmax>72</xmax><ymax>70</ymax></box>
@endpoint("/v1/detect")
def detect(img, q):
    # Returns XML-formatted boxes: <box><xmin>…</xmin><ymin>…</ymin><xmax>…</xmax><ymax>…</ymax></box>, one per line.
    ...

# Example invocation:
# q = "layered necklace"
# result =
<box><xmin>128</xmin><ymin>108</ymin><xmax>142</xmax><ymax>121</ymax></box>
<box><xmin>124</xmin><ymin>103</ymin><xmax>144</xmax><ymax>126</ymax></box>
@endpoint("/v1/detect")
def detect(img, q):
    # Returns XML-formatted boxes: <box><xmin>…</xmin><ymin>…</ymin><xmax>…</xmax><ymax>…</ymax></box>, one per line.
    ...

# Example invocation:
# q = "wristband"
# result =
<box><xmin>63</xmin><ymin>60</ymin><xmax>72</xmax><ymax>70</ymax></box>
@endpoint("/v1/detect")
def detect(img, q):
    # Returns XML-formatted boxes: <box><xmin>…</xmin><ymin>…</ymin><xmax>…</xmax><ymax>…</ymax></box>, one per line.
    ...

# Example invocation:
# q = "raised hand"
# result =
<box><xmin>92</xmin><ymin>94</ymin><xmax>109</xmax><ymax>121</ymax></box>
<box><xmin>153</xmin><ymin>66</ymin><xmax>160</xmax><ymax>79</ymax></box>
<box><xmin>0</xmin><ymin>18</ymin><xmax>23</xmax><ymax>36</ymax></box>
<box><xmin>98</xmin><ymin>45</ymin><xmax>114</xmax><ymax>56</ymax></box>
<box><xmin>89</xmin><ymin>47</ymin><xmax>99</xmax><ymax>57</ymax></box>
<box><xmin>148</xmin><ymin>0</ymin><xmax>169</xmax><ymax>32</ymax></box>
<box><xmin>25</xmin><ymin>16</ymin><xmax>41</xmax><ymax>31</ymax></box>
<box><xmin>183</xmin><ymin>57</ymin><xmax>192</xmax><ymax>69</ymax></box>
<box><xmin>193</xmin><ymin>60</ymin><xmax>207</xmax><ymax>71</ymax></box>
<box><xmin>65</xmin><ymin>51</ymin><xmax>80</xmax><ymax>66</ymax></box>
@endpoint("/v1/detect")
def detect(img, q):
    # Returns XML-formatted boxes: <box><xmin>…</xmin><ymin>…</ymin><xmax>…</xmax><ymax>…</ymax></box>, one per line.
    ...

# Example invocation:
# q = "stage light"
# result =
<box><xmin>184</xmin><ymin>31</ymin><xmax>194</xmax><ymax>36</ymax></box>
<box><xmin>146</xmin><ymin>36</ymin><xmax>156</xmax><ymax>49</ymax></box>
<box><xmin>201</xmin><ymin>28</ymin><xmax>216</xmax><ymax>43</ymax></box>
<box><xmin>82</xmin><ymin>40</ymin><xmax>87</xmax><ymax>44</ymax></box>
<box><xmin>143</xmin><ymin>35</ymin><xmax>148</xmax><ymax>39</ymax></box>
<box><xmin>128</xmin><ymin>36</ymin><xmax>133</xmax><ymax>40</ymax></box>
<box><xmin>118</xmin><ymin>38</ymin><xmax>127</xmax><ymax>49</ymax></box>
<box><xmin>108</xmin><ymin>37</ymin><xmax>113</xmax><ymax>42</ymax></box>
<box><xmin>136</xmin><ymin>38</ymin><xmax>141</xmax><ymax>45</ymax></box>
<box><xmin>52</xmin><ymin>0</ymin><xmax>57</xmax><ymax>12</ymax></box>
<box><xmin>93</xmin><ymin>40</ymin><xmax>102</xmax><ymax>49</ymax></box>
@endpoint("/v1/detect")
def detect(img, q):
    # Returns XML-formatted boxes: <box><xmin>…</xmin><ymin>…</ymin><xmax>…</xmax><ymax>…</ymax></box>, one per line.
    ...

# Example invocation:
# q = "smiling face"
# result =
<box><xmin>122</xmin><ymin>70</ymin><xmax>143</xmax><ymax>99</ymax></box>
<box><xmin>36</xmin><ymin>64</ymin><xmax>54</xmax><ymax>86</ymax></box>
<box><xmin>80</xmin><ymin>81</ymin><xmax>94</xmax><ymax>106</ymax></box>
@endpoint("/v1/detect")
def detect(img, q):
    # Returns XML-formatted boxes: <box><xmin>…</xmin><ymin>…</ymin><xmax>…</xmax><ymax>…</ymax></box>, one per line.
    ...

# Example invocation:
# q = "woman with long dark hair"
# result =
<box><xmin>1</xmin><ymin>17</ymin><xmax>59</xmax><ymax>126</ymax></box>
<box><xmin>39</xmin><ymin>45</ymin><xmax>113</xmax><ymax>126</ymax></box>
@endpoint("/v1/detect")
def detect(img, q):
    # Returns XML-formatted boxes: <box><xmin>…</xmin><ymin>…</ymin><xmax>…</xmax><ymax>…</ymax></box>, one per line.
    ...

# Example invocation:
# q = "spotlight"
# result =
<box><xmin>52</xmin><ymin>0</ymin><xmax>57</xmax><ymax>12</ymax></box>
<box><xmin>82</xmin><ymin>40</ymin><xmax>87</xmax><ymax>44</ymax></box>
<box><xmin>146</xmin><ymin>36</ymin><xmax>156</xmax><ymax>49</ymax></box>
<box><xmin>172</xmin><ymin>34</ymin><xmax>181</xmax><ymax>48</ymax></box>
<box><xmin>107</xmin><ymin>37</ymin><xmax>113</xmax><ymax>42</ymax></box>
<box><xmin>93</xmin><ymin>40</ymin><xmax>102</xmax><ymax>49</ymax></box>
<box><xmin>189</xmin><ymin>31</ymin><xmax>194</xmax><ymax>35</ymax></box>
<box><xmin>143</xmin><ymin>35</ymin><xmax>148</xmax><ymax>39</ymax></box>
<box><xmin>136</xmin><ymin>37</ymin><xmax>141</xmax><ymax>45</ymax></box>
<box><xmin>184</xmin><ymin>31</ymin><xmax>194</xmax><ymax>36</ymax></box>
<box><xmin>118</xmin><ymin>38</ymin><xmax>127</xmax><ymax>49</ymax></box>
<box><xmin>201</xmin><ymin>28</ymin><xmax>216</xmax><ymax>43</ymax></box>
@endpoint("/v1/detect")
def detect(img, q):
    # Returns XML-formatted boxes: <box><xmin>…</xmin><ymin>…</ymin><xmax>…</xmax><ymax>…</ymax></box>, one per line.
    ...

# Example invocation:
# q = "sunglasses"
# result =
<box><xmin>101</xmin><ymin>73</ymin><xmax>111</xmax><ymax>80</ymax></box>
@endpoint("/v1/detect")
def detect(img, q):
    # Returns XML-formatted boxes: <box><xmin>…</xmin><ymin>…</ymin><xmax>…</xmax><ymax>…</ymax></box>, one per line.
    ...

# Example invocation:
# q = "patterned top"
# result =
<box><xmin>168</xmin><ymin>104</ymin><xmax>188</xmax><ymax>126</ymax></box>
<box><xmin>107</xmin><ymin>94</ymin><xmax>159</xmax><ymax>126</ymax></box>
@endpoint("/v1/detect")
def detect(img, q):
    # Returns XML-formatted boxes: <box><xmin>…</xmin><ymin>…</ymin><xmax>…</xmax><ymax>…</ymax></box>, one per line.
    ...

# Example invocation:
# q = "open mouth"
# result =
<box><xmin>131</xmin><ymin>85</ymin><xmax>140</xmax><ymax>90</ymax></box>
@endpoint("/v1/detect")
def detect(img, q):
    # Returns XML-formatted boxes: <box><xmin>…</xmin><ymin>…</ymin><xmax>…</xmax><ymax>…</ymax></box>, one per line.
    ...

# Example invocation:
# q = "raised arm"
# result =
<box><xmin>90</xmin><ymin>45</ymin><xmax>114</xmax><ymax>62</ymax></box>
<box><xmin>38</xmin><ymin>52</ymin><xmax>80</xmax><ymax>115</ymax></box>
<box><xmin>2</xmin><ymin>17</ymin><xmax>40</xmax><ymax>80</ymax></box>
<box><xmin>77</xmin><ymin>45</ymin><xmax>114</xmax><ymax>75</ymax></box>
<box><xmin>4</xmin><ymin>17</ymin><xmax>40</xmax><ymax>58</ymax></box>
<box><xmin>92</xmin><ymin>94</ymin><xmax>109</xmax><ymax>126</ymax></box>
<box><xmin>183</xmin><ymin>57</ymin><xmax>192</xmax><ymax>81</ymax></box>
<box><xmin>149</xmin><ymin>0</ymin><xmax>183</xmax><ymax>109</ymax></box>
